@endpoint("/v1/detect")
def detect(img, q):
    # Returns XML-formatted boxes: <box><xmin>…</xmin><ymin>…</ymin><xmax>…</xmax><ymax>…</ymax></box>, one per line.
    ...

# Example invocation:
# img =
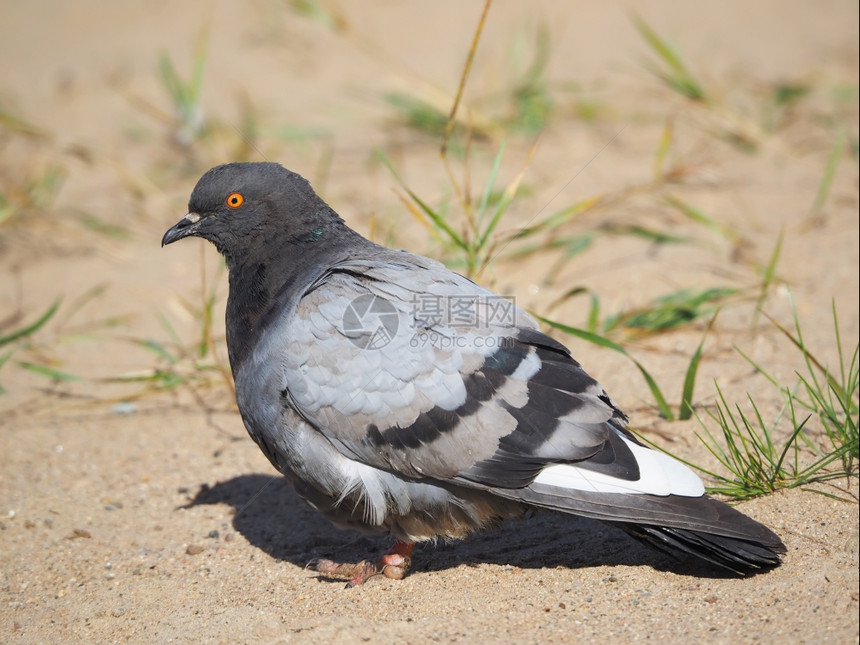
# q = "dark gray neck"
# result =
<box><xmin>223</xmin><ymin>221</ymin><xmax>367</xmax><ymax>371</ymax></box>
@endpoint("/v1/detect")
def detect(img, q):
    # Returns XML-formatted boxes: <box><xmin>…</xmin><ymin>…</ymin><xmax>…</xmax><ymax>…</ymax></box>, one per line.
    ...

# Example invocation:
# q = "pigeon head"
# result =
<box><xmin>162</xmin><ymin>162</ymin><xmax>351</xmax><ymax>267</ymax></box>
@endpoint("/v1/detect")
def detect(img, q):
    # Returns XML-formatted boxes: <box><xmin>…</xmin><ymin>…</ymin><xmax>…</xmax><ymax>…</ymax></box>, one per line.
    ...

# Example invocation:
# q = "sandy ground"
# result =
<box><xmin>1</xmin><ymin>2</ymin><xmax>858</xmax><ymax>643</ymax></box>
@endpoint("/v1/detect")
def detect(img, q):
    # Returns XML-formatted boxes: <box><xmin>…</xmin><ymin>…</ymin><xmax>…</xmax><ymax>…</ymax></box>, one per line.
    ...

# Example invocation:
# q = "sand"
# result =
<box><xmin>1</xmin><ymin>2</ymin><xmax>858</xmax><ymax>643</ymax></box>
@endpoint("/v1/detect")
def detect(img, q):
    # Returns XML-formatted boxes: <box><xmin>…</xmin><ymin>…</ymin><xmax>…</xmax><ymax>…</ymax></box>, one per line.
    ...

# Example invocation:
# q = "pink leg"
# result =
<box><xmin>313</xmin><ymin>540</ymin><xmax>416</xmax><ymax>587</ymax></box>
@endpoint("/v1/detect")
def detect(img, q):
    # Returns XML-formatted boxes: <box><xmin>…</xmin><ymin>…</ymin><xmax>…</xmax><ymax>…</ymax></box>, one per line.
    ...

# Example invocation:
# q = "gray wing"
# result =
<box><xmin>277</xmin><ymin>254</ymin><xmax>646</xmax><ymax>491</ymax></box>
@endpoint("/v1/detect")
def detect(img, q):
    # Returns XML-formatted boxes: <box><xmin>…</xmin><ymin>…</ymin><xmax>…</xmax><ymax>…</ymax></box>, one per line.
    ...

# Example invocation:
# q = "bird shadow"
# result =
<box><xmin>183</xmin><ymin>473</ymin><xmax>739</xmax><ymax>582</ymax></box>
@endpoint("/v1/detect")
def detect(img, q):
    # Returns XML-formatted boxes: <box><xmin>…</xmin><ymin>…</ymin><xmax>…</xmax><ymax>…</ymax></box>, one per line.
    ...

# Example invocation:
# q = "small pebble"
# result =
<box><xmin>68</xmin><ymin>528</ymin><xmax>91</xmax><ymax>539</ymax></box>
<box><xmin>111</xmin><ymin>402</ymin><xmax>137</xmax><ymax>415</ymax></box>
<box><xmin>186</xmin><ymin>544</ymin><xmax>204</xmax><ymax>555</ymax></box>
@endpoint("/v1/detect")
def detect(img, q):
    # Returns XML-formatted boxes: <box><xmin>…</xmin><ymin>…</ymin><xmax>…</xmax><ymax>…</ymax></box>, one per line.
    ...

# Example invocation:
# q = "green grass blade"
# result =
<box><xmin>653</xmin><ymin>118</ymin><xmax>674</xmax><ymax>180</ymax></box>
<box><xmin>679</xmin><ymin>313</ymin><xmax>718</xmax><ymax>420</ymax></box>
<box><xmin>0</xmin><ymin>106</ymin><xmax>49</xmax><ymax>140</ymax></box>
<box><xmin>810</xmin><ymin>130</ymin><xmax>845</xmax><ymax>216</ymax></box>
<box><xmin>156</xmin><ymin>311</ymin><xmax>184</xmax><ymax>348</ymax></box>
<box><xmin>407</xmin><ymin>188</ymin><xmax>469</xmax><ymax>252</ymax></box>
<box><xmin>142</xmin><ymin>338</ymin><xmax>179</xmax><ymax>364</ymax></box>
<box><xmin>17</xmin><ymin>361</ymin><xmax>79</xmax><ymax>381</ymax></box>
<box><xmin>609</xmin><ymin>224</ymin><xmax>687</xmax><ymax>244</ymax></box>
<box><xmin>384</xmin><ymin>93</ymin><xmax>449</xmax><ymax>137</ymax></box>
<box><xmin>753</xmin><ymin>231</ymin><xmax>783</xmax><ymax>327</ymax></box>
<box><xmin>288</xmin><ymin>0</ymin><xmax>347</xmax><ymax>32</ymax></box>
<box><xmin>663</xmin><ymin>195</ymin><xmax>740</xmax><ymax>242</ymax></box>
<box><xmin>512</xmin><ymin>195</ymin><xmax>602</xmax><ymax>240</ymax></box>
<box><xmin>476</xmin><ymin>139</ymin><xmax>506</xmax><ymax>226</ymax></box>
<box><xmin>477</xmin><ymin>141</ymin><xmax>536</xmax><ymax>255</ymax></box>
<box><xmin>477</xmin><ymin>184</ymin><xmax>514</xmax><ymax>252</ymax></box>
<box><xmin>0</xmin><ymin>351</ymin><xmax>10</xmax><ymax>393</ymax></box>
<box><xmin>635</xmin><ymin>362</ymin><xmax>674</xmax><ymax>420</ymax></box>
<box><xmin>505</xmin><ymin>233</ymin><xmax>593</xmax><ymax>260</ymax></box>
<box><xmin>679</xmin><ymin>337</ymin><xmax>705</xmax><ymax>421</ymax></box>
<box><xmin>537</xmin><ymin>315</ymin><xmax>627</xmax><ymax>353</ymax></box>
<box><xmin>0</xmin><ymin>299</ymin><xmax>61</xmax><ymax>347</ymax></box>
<box><xmin>376</xmin><ymin>148</ymin><xmax>469</xmax><ymax>252</ymax></box>
<box><xmin>0</xmin><ymin>350</ymin><xmax>11</xmax><ymax>392</ymax></box>
<box><xmin>734</xmin><ymin>344</ymin><xmax>781</xmax><ymax>389</ymax></box>
<box><xmin>633</xmin><ymin>15</ymin><xmax>706</xmax><ymax>101</ymax></box>
<box><xmin>762</xmin><ymin>308</ymin><xmax>842</xmax><ymax>398</ymax></box>
<box><xmin>605</xmin><ymin>287</ymin><xmax>735</xmax><ymax>334</ymax></box>
<box><xmin>188</xmin><ymin>29</ymin><xmax>210</xmax><ymax>108</ymax></box>
<box><xmin>587</xmin><ymin>292</ymin><xmax>601</xmax><ymax>333</ymax></box>
<box><xmin>831</xmin><ymin>300</ymin><xmax>847</xmax><ymax>386</ymax></box>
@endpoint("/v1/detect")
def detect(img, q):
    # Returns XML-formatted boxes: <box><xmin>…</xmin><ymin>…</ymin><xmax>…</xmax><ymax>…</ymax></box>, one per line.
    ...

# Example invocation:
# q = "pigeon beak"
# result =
<box><xmin>162</xmin><ymin>212</ymin><xmax>202</xmax><ymax>246</ymax></box>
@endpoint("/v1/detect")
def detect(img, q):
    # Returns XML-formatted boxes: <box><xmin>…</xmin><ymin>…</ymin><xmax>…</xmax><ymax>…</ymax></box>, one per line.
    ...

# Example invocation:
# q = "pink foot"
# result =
<box><xmin>313</xmin><ymin>540</ymin><xmax>415</xmax><ymax>587</ymax></box>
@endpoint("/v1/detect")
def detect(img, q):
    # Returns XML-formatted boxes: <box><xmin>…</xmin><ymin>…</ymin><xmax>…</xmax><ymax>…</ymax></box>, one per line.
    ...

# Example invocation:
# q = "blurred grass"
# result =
<box><xmin>157</xmin><ymin>28</ymin><xmax>209</xmax><ymax>146</ymax></box>
<box><xmin>810</xmin><ymin>130</ymin><xmax>846</xmax><ymax>218</ymax></box>
<box><xmin>384</xmin><ymin>93</ymin><xmax>456</xmax><ymax>140</ymax></box>
<box><xmin>504</xmin><ymin>24</ymin><xmax>554</xmax><ymax>134</ymax></box>
<box><xmin>603</xmin><ymin>287</ymin><xmax>736</xmax><ymax>335</ymax></box>
<box><xmin>633</xmin><ymin>15</ymin><xmax>707</xmax><ymax>102</ymax></box>
<box><xmin>105</xmin><ymin>253</ymin><xmax>234</xmax><ymax>401</ymax></box>
<box><xmin>0</xmin><ymin>162</ymin><xmax>66</xmax><ymax>228</ymax></box>
<box><xmin>384</xmin><ymin>21</ymin><xmax>553</xmax><ymax>144</ymax></box>
<box><xmin>0</xmin><ymin>299</ymin><xmax>61</xmax><ymax>394</ymax></box>
<box><xmin>378</xmin><ymin>138</ymin><xmax>537</xmax><ymax>278</ymax></box>
<box><xmin>287</xmin><ymin>0</ymin><xmax>348</xmax><ymax>33</ymax></box>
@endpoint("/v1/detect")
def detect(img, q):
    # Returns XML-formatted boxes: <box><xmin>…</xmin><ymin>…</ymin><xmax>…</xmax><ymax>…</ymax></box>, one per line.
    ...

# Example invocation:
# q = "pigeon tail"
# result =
<box><xmin>503</xmin><ymin>483</ymin><xmax>785</xmax><ymax>574</ymax></box>
<box><xmin>615</xmin><ymin>522</ymin><xmax>785</xmax><ymax>574</ymax></box>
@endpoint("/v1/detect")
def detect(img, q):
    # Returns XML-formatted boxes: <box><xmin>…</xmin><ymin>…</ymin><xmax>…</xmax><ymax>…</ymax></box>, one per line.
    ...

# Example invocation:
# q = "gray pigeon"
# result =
<box><xmin>162</xmin><ymin>162</ymin><xmax>785</xmax><ymax>586</ymax></box>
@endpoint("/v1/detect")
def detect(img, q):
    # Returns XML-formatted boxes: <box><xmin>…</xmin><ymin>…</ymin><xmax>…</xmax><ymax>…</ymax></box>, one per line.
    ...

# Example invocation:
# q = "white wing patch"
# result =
<box><xmin>533</xmin><ymin>434</ymin><xmax>705</xmax><ymax>497</ymax></box>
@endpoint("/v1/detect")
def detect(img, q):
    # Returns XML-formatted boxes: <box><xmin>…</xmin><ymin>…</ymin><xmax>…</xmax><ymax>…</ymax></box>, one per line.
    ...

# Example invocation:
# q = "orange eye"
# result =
<box><xmin>226</xmin><ymin>192</ymin><xmax>244</xmax><ymax>208</ymax></box>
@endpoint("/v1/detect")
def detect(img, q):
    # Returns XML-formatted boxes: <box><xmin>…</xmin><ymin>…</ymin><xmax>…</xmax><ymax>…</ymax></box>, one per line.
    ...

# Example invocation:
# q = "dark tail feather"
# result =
<box><xmin>498</xmin><ymin>485</ymin><xmax>786</xmax><ymax>574</ymax></box>
<box><xmin>615</xmin><ymin>522</ymin><xmax>785</xmax><ymax>575</ymax></box>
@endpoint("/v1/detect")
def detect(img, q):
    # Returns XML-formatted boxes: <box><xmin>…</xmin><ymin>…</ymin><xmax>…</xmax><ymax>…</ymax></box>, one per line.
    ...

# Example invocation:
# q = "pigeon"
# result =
<box><xmin>162</xmin><ymin>162</ymin><xmax>785</xmax><ymax>586</ymax></box>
